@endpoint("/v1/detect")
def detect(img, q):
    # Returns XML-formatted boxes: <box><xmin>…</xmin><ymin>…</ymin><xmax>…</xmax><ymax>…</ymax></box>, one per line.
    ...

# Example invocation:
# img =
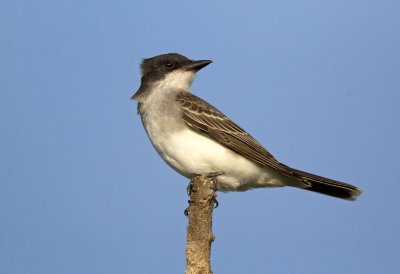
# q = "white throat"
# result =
<box><xmin>156</xmin><ymin>70</ymin><xmax>196</xmax><ymax>91</ymax></box>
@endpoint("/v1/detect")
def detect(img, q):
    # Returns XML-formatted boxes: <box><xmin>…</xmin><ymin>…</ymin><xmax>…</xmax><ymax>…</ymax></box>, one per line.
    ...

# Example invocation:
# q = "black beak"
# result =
<box><xmin>183</xmin><ymin>60</ymin><xmax>212</xmax><ymax>71</ymax></box>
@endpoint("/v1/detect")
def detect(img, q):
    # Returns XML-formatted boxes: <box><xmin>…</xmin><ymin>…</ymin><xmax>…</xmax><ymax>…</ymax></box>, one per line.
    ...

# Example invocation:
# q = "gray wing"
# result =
<box><xmin>176</xmin><ymin>92</ymin><xmax>300</xmax><ymax>180</ymax></box>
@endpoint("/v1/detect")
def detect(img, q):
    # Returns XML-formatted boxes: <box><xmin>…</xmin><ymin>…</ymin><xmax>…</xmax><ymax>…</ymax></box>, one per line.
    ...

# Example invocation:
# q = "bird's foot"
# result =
<box><xmin>207</xmin><ymin>172</ymin><xmax>220</xmax><ymax>207</ymax></box>
<box><xmin>184</xmin><ymin>199</ymin><xmax>193</xmax><ymax>217</ymax></box>
<box><xmin>207</xmin><ymin>171</ymin><xmax>222</xmax><ymax>193</ymax></box>
<box><xmin>213</xmin><ymin>198</ymin><xmax>219</xmax><ymax>208</ymax></box>
<box><xmin>206</xmin><ymin>173</ymin><xmax>220</xmax><ymax>208</ymax></box>
<box><xmin>184</xmin><ymin>172</ymin><xmax>222</xmax><ymax>215</ymax></box>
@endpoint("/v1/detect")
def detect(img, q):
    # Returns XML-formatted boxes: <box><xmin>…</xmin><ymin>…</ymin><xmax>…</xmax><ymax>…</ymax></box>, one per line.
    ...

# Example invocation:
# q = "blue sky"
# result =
<box><xmin>1</xmin><ymin>1</ymin><xmax>399</xmax><ymax>273</ymax></box>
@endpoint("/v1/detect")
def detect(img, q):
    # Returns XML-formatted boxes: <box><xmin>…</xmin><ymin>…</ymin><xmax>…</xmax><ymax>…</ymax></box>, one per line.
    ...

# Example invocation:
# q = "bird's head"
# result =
<box><xmin>132</xmin><ymin>53</ymin><xmax>212</xmax><ymax>101</ymax></box>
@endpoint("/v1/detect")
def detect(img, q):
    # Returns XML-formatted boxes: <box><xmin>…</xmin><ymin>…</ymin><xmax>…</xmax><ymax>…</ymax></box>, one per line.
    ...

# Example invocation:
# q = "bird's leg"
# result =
<box><xmin>207</xmin><ymin>171</ymin><xmax>223</xmax><ymax>208</ymax></box>
<box><xmin>207</xmin><ymin>171</ymin><xmax>224</xmax><ymax>179</ymax></box>
<box><xmin>186</xmin><ymin>171</ymin><xmax>221</xmax><ymax>195</ymax></box>
<box><xmin>186</xmin><ymin>182</ymin><xmax>194</xmax><ymax>196</ymax></box>
<box><xmin>184</xmin><ymin>172</ymin><xmax>222</xmax><ymax>215</ymax></box>
<box><xmin>184</xmin><ymin>199</ymin><xmax>193</xmax><ymax>217</ymax></box>
<box><xmin>185</xmin><ymin>178</ymin><xmax>197</xmax><ymax>216</ymax></box>
<box><xmin>213</xmin><ymin>198</ymin><xmax>219</xmax><ymax>209</ymax></box>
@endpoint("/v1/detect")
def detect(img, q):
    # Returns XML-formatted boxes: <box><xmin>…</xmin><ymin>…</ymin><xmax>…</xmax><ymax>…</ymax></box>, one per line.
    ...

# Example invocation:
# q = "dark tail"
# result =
<box><xmin>288</xmin><ymin>167</ymin><xmax>362</xmax><ymax>201</ymax></box>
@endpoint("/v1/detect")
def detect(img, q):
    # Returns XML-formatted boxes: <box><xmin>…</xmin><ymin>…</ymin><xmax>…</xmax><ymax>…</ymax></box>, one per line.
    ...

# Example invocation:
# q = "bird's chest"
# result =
<box><xmin>138</xmin><ymin>99</ymin><xmax>220</xmax><ymax>176</ymax></box>
<box><xmin>139</xmin><ymin>97</ymin><xmax>187</xmax><ymax>158</ymax></box>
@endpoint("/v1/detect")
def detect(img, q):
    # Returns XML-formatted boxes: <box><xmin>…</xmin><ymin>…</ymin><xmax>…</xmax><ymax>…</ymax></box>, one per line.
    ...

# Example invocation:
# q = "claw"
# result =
<box><xmin>185</xmin><ymin>173</ymin><xmax>220</xmax><ymax>215</ymax></box>
<box><xmin>213</xmin><ymin>198</ymin><xmax>219</xmax><ymax>208</ymax></box>
<box><xmin>184</xmin><ymin>199</ymin><xmax>193</xmax><ymax>216</ymax></box>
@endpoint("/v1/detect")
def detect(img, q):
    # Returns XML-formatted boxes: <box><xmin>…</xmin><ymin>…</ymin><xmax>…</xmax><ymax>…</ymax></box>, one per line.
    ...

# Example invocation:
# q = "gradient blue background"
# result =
<box><xmin>1</xmin><ymin>1</ymin><xmax>399</xmax><ymax>273</ymax></box>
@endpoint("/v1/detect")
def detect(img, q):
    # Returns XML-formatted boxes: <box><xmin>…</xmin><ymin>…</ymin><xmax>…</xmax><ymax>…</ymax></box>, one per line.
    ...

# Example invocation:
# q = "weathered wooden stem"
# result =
<box><xmin>185</xmin><ymin>175</ymin><xmax>216</xmax><ymax>274</ymax></box>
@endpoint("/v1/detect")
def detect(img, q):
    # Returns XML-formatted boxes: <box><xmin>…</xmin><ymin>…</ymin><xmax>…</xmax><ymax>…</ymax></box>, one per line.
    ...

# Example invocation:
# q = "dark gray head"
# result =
<box><xmin>132</xmin><ymin>53</ymin><xmax>212</xmax><ymax>101</ymax></box>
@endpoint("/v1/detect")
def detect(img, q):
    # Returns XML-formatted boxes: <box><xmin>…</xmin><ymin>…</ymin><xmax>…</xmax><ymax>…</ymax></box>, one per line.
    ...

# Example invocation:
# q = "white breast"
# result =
<box><xmin>139</xmin><ymin>88</ymin><xmax>285</xmax><ymax>192</ymax></box>
<box><xmin>145</xmin><ymin>116</ymin><xmax>285</xmax><ymax>191</ymax></box>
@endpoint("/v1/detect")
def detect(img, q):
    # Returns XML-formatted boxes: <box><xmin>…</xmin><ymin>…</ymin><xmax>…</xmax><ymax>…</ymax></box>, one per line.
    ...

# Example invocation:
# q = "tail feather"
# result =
<box><xmin>288</xmin><ymin>167</ymin><xmax>362</xmax><ymax>201</ymax></box>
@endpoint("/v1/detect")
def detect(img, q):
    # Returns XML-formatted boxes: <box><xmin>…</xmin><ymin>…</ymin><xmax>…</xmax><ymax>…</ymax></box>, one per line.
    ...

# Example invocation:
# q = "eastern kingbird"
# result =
<box><xmin>131</xmin><ymin>53</ymin><xmax>362</xmax><ymax>200</ymax></box>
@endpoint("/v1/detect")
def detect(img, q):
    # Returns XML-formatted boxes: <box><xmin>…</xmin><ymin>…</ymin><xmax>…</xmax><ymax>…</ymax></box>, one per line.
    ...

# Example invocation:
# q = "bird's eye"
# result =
<box><xmin>165</xmin><ymin>62</ymin><xmax>174</xmax><ymax>69</ymax></box>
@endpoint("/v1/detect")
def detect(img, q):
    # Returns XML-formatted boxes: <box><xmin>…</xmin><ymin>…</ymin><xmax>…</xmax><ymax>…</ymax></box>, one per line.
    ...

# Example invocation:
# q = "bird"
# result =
<box><xmin>131</xmin><ymin>53</ymin><xmax>362</xmax><ymax>200</ymax></box>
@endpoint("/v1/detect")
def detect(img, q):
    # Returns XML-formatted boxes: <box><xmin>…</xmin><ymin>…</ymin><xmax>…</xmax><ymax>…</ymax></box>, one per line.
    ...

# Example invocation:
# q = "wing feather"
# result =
<box><xmin>176</xmin><ymin>92</ymin><xmax>299</xmax><ymax>180</ymax></box>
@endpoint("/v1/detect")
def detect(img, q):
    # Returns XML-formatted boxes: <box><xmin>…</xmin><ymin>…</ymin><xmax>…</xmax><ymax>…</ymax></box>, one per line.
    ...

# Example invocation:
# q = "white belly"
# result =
<box><xmin>147</xmin><ymin>126</ymin><xmax>285</xmax><ymax>191</ymax></box>
<box><xmin>139</xmin><ymin>90</ymin><xmax>285</xmax><ymax>192</ymax></box>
